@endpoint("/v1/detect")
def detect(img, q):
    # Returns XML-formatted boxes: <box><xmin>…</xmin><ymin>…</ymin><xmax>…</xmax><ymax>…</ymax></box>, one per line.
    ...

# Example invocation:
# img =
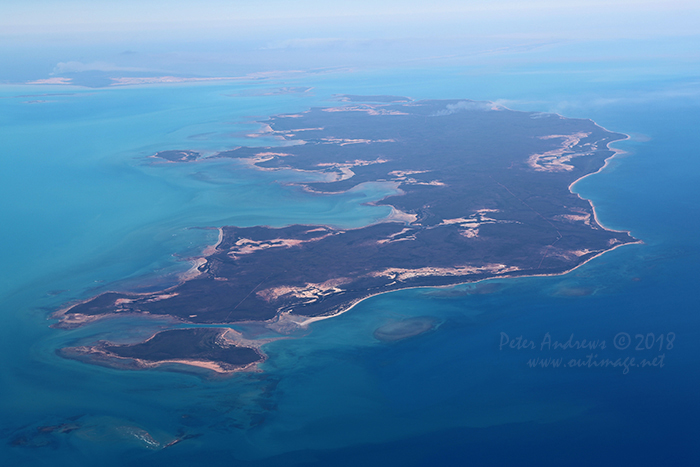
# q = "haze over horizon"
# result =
<box><xmin>2</xmin><ymin>0</ymin><xmax>699</xmax><ymax>84</ymax></box>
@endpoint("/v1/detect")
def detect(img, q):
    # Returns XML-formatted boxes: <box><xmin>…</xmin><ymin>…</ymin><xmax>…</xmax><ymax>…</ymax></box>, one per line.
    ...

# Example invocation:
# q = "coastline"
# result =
<box><xmin>58</xmin><ymin>326</ymin><xmax>274</xmax><ymax>377</ymax></box>
<box><xmin>276</xmin><ymin>238</ymin><xmax>643</xmax><ymax>331</ymax></box>
<box><xmin>51</xmin><ymin>101</ymin><xmax>643</xmax><ymax>376</ymax></box>
<box><xmin>276</xmin><ymin>129</ymin><xmax>641</xmax><ymax>329</ymax></box>
<box><xmin>59</xmin><ymin>346</ymin><xmax>263</xmax><ymax>376</ymax></box>
<box><xmin>55</xmin><ymin>127</ymin><xmax>640</xmax><ymax>334</ymax></box>
<box><xmin>51</xmin><ymin>226</ymin><xmax>226</xmax><ymax>327</ymax></box>
<box><xmin>276</xmin><ymin>236</ymin><xmax>644</xmax><ymax>329</ymax></box>
<box><xmin>569</xmin><ymin>134</ymin><xmax>633</xmax><ymax>234</ymax></box>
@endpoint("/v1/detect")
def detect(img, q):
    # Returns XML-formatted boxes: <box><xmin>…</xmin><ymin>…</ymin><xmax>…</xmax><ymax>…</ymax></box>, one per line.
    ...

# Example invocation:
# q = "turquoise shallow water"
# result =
<box><xmin>1</xmin><ymin>64</ymin><xmax>699</xmax><ymax>465</ymax></box>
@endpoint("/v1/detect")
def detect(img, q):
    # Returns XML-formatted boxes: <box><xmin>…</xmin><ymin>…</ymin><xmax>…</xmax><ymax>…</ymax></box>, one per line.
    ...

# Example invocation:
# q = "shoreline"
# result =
<box><xmin>53</xmin><ymin>128</ymin><xmax>640</xmax><ymax>332</ymax></box>
<box><xmin>51</xmin><ymin>101</ymin><xmax>643</xmax><ymax>373</ymax></box>
<box><xmin>51</xmin><ymin>226</ymin><xmax>226</xmax><ymax>325</ymax></box>
<box><xmin>56</xmin><ymin>227</ymin><xmax>643</xmax><ymax>375</ymax></box>
<box><xmin>278</xmin><ymin>237</ymin><xmax>643</xmax><ymax>330</ymax></box>
<box><xmin>569</xmin><ymin>134</ymin><xmax>633</xmax><ymax>234</ymax></box>
<box><xmin>60</xmin><ymin>346</ymin><xmax>263</xmax><ymax>377</ymax></box>
<box><xmin>276</xmin><ymin>130</ymin><xmax>641</xmax><ymax>329</ymax></box>
<box><xmin>59</xmin><ymin>326</ymin><xmax>274</xmax><ymax>377</ymax></box>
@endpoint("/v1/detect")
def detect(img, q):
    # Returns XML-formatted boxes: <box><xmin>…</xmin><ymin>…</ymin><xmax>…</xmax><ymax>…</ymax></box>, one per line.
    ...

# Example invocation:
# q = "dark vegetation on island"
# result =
<box><xmin>58</xmin><ymin>328</ymin><xmax>262</xmax><ymax>373</ymax></box>
<box><xmin>104</xmin><ymin>328</ymin><xmax>259</xmax><ymax>365</ymax></box>
<box><xmin>152</xmin><ymin>150</ymin><xmax>201</xmax><ymax>162</ymax></box>
<box><xmin>56</xmin><ymin>97</ymin><xmax>638</xmax><ymax>371</ymax></box>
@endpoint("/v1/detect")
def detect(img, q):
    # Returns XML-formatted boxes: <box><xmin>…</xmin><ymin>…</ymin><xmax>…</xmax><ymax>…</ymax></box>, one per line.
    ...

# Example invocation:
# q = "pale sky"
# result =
<box><xmin>1</xmin><ymin>0</ymin><xmax>698</xmax><ymax>82</ymax></box>
<box><xmin>2</xmin><ymin>0</ymin><xmax>699</xmax><ymax>38</ymax></box>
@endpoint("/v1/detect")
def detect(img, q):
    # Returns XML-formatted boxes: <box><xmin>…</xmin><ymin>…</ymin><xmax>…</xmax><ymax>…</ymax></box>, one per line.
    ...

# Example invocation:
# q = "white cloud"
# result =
<box><xmin>432</xmin><ymin>100</ymin><xmax>494</xmax><ymax>116</ymax></box>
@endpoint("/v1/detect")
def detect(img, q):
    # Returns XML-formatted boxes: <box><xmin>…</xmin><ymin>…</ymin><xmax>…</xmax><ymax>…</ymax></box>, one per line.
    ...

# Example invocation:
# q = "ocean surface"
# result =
<box><xmin>1</xmin><ymin>63</ymin><xmax>699</xmax><ymax>465</ymax></box>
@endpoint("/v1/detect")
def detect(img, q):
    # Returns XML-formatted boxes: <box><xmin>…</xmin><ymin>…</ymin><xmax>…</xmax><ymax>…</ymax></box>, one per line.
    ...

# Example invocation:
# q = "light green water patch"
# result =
<box><xmin>373</xmin><ymin>316</ymin><xmax>441</xmax><ymax>342</ymax></box>
<box><xmin>135</xmin><ymin>158</ymin><xmax>397</xmax><ymax>230</ymax></box>
<box><xmin>0</xmin><ymin>82</ymin><xmax>398</xmax><ymax>307</ymax></box>
<box><xmin>0</xmin><ymin>80</ymin><xmax>407</xmax><ymax>453</ymax></box>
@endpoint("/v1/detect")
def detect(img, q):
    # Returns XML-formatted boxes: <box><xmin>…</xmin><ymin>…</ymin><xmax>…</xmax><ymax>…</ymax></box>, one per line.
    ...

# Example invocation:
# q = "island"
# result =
<box><xmin>58</xmin><ymin>328</ymin><xmax>264</xmax><ymax>375</ymax></box>
<box><xmin>55</xmin><ymin>97</ymin><xmax>640</xmax><ymax>374</ymax></box>
<box><xmin>151</xmin><ymin>150</ymin><xmax>201</xmax><ymax>162</ymax></box>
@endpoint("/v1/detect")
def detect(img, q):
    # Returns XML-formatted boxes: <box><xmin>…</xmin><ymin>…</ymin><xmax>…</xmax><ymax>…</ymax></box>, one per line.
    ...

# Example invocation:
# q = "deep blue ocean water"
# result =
<box><xmin>1</xmin><ymin>63</ymin><xmax>699</xmax><ymax>466</ymax></box>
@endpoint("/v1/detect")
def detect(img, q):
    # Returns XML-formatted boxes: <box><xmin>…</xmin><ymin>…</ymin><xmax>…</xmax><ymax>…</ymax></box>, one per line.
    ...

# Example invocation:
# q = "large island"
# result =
<box><xmin>55</xmin><ymin>96</ymin><xmax>639</xmax><ymax>374</ymax></box>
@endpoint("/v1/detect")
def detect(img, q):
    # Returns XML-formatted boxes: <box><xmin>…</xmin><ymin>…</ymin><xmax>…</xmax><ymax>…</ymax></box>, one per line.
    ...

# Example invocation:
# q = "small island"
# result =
<box><xmin>55</xmin><ymin>97</ymin><xmax>639</xmax><ymax>374</ymax></box>
<box><xmin>58</xmin><ymin>328</ymin><xmax>263</xmax><ymax>375</ymax></box>
<box><xmin>151</xmin><ymin>150</ymin><xmax>201</xmax><ymax>162</ymax></box>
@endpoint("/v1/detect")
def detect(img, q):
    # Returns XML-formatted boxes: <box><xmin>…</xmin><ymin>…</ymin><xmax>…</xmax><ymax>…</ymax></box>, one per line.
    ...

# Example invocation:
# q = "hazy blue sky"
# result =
<box><xmin>4</xmin><ymin>0</ymin><xmax>699</xmax><ymax>37</ymax></box>
<box><xmin>1</xmin><ymin>1</ymin><xmax>698</xmax><ymax>83</ymax></box>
